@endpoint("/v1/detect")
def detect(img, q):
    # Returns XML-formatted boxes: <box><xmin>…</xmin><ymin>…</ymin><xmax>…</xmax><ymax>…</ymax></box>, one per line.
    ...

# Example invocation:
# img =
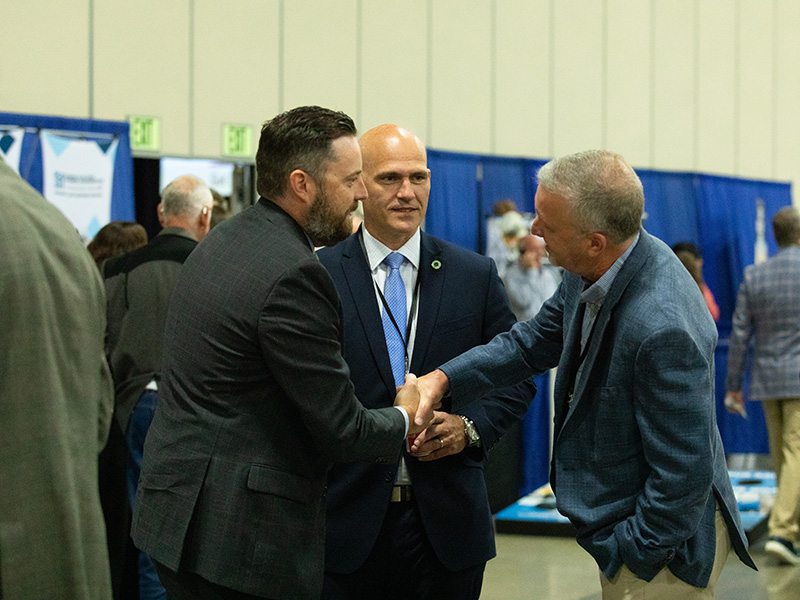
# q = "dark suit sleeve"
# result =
<box><xmin>613</xmin><ymin>326</ymin><xmax>717</xmax><ymax>579</ymax></box>
<box><xmin>259</xmin><ymin>257</ymin><xmax>405</xmax><ymax>462</ymax></box>
<box><xmin>453</xmin><ymin>259</ymin><xmax>538</xmax><ymax>458</ymax></box>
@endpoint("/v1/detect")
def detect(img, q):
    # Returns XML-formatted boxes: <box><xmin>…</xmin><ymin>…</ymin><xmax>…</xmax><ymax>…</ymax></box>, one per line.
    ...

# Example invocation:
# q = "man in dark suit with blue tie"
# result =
<box><xmin>416</xmin><ymin>150</ymin><xmax>758</xmax><ymax>598</ymax></box>
<box><xmin>318</xmin><ymin>124</ymin><xmax>535</xmax><ymax>599</ymax></box>
<box><xmin>131</xmin><ymin>107</ymin><xmax>434</xmax><ymax>600</ymax></box>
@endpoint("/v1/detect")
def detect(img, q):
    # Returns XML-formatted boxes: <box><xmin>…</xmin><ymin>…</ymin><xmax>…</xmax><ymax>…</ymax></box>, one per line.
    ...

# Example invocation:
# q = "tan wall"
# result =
<box><xmin>2</xmin><ymin>0</ymin><xmax>797</xmax><ymax>200</ymax></box>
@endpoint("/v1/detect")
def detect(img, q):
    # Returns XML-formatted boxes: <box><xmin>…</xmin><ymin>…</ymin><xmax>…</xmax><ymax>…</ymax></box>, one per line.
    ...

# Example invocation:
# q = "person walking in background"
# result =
<box><xmin>725</xmin><ymin>207</ymin><xmax>800</xmax><ymax>566</ymax></box>
<box><xmin>503</xmin><ymin>233</ymin><xmax>561</xmax><ymax>322</ymax></box>
<box><xmin>131</xmin><ymin>106</ymin><xmax>432</xmax><ymax>600</ymax></box>
<box><xmin>0</xmin><ymin>156</ymin><xmax>114</xmax><ymax>599</ymax></box>
<box><xmin>671</xmin><ymin>241</ymin><xmax>720</xmax><ymax>322</ymax></box>
<box><xmin>103</xmin><ymin>174</ymin><xmax>214</xmax><ymax>599</ymax></box>
<box><xmin>318</xmin><ymin>124</ymin><xmax>534</xmax><ymax>599</ymax></box>
<box><xmin>415</xmin><ymin>149</ymin><xmax>756</xmax><ymax>599</ymax></box>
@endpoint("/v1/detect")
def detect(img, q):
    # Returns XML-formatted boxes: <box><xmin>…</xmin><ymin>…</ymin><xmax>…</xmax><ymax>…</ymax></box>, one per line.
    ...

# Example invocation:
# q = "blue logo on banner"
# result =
<box><xmin>47</xmin><ymin>134</ymin><xmax>71</xmax><ymax>157</ymax></box>
<box><xmin>0</xmin><ymin>135</ymin><xmax>14</xmax><ymax>154</ymax></box>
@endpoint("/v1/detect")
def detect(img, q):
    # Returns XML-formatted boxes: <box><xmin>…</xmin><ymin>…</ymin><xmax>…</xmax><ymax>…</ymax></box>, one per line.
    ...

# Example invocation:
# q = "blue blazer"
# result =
<box><xmin>442</xmin><ymin>229</ymin><xmax>756</xmax><ymax>587</ymax></box>
<box><xmin>318</xmin><ymin>230</ymin><xmax>536</xmax><ymax>573</ymax></box>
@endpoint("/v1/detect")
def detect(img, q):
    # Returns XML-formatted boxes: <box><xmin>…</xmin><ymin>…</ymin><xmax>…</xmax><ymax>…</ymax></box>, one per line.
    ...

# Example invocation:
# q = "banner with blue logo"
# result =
<box><xmin>41</xmin><ymin>130</ymin><xmax>119</xmax><ymax>242</ymax></box>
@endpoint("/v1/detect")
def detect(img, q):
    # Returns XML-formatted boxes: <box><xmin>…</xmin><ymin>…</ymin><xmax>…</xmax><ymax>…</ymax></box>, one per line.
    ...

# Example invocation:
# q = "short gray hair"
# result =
<box><xmin>161</xmin><ymin>175</ymin><xmax>212</xmax><ymax>218</ymax></box>
<box><xmin>536</xmin><ymin>150</ymin><xmax>644</xmax><ymax>244</ymax></box>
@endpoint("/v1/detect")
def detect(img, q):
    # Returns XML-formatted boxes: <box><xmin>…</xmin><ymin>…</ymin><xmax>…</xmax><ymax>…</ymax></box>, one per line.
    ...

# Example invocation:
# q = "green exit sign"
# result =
<box><xmin>223</xmin><ymin>123</ymin><xmax>253</xmax><ymax>158</ymax></box>
<box><xmin>129</xmin><ymin>115</ymin><xmax>161</xmax><ymax>152</ymax></box>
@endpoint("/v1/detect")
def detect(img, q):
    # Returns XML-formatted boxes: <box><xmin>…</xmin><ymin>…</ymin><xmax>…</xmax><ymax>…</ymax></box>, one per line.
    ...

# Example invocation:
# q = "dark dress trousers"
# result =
<box><xmin>317</xmin><ymin>231</ymin><xmax>536</xmax><ymax>577</ymax></box>
<box><xmin>131</xmin><ymin>199</ymin><xmax>407</xmax><ymax>600</ymax></box>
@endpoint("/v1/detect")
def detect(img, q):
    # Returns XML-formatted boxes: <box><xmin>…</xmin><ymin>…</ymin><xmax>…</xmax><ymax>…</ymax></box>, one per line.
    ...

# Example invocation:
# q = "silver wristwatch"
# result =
<box><xmin>459</xmin><ymin>415</ymin><xmax>481</xmax><ymax>447</ymax></box>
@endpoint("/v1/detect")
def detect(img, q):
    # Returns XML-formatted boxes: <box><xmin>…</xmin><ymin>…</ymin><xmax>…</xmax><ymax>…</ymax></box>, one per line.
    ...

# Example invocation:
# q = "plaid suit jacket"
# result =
<box><xmin>131</xmin><ymin>199</ymin><xmax>406</xmax><ymax>599</ymax></box>
<box><xmin>442</xmin><ymin>229</ymin><xmax>756</xmax><ymax>587</ymax></box>
<box><xmin>726</xmin><ymin>246</ymin><xmax>800</xmax><ymax>401</ymax></box>
<box><xmin>0</xmin><ymin>158</ymin><xmax>113</xmax><ymax>599</ymax></box>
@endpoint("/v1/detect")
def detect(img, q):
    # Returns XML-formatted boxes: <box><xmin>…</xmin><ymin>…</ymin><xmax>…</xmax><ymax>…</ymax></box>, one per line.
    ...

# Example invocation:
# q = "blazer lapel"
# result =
<box><xmin>337</xmin><ymin>233</ymin><xmax>397</xmax><ymax>395</ymax></box>
<box><xmin>408</xmin><ymin>232</ymin><xmax>445</xmax><ymax>375</ymax></box>
<box><xmin>559</xmin><ymin>229</ymin><xmax>654</xmax><ymax>431</ymax></box>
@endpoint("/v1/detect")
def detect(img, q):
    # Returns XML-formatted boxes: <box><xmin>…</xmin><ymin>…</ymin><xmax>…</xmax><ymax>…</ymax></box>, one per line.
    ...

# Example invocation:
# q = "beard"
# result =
<box><xmin>304</xmin><ymin>186</ymin><xmax>355</xmax><ymax>247</ymax></box>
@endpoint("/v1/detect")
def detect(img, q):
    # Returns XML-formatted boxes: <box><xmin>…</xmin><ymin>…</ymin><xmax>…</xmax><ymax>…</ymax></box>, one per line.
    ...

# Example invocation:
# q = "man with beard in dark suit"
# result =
<box><xmin>131</xmin><ymin>106</ymin><xmax>434</xmax><ymax>600</ymax></box>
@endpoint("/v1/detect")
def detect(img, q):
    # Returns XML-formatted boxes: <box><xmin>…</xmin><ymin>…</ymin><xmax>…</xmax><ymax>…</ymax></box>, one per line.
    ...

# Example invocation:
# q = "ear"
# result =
<box><xmin>157</xmin><ymin>202</ymin><xmax>166</xmax><ymax>228</ymax></box>
<box><xmin>288</xmin><ymin>169</ymin><xmax>316</xmax><ymax>205</ymax></box>
<box><xmin>195</xmin><ymin>205</ymin><xmax>212</xmax><ymax>240</ymax></box>
<box><xmin>586</xmin><ymin>232</ymin><xmax>607</xmax><ymax>257</ymax></box>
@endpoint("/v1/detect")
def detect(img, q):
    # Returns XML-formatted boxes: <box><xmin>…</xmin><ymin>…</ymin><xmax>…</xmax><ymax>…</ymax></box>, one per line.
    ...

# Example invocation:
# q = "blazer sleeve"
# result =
<box><xmin>259</xmin><ymin>257</ymin><xmax>405</xmax><ymax>462</ymax></box>
<box><xmin>725</xmin><ymin>273</ymin><xmax>753</xmax><ymax>393</ymax></box>
<box><xmin>443</xmin><ymin>278</ymin><xmax>566</xmax><ymax>416</ymax></box>
<box><xmin>455</xmin><ymin>259</ymin><xmax>538</xmax><ymax>456</ymax></box>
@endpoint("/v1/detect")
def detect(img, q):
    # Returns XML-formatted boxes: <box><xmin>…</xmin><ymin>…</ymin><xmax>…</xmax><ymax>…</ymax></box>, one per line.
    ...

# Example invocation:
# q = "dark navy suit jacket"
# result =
<box><xmin>318</xmin><ymin>229</ymin><xmax>536</xmax><ymax>573</ymax></box>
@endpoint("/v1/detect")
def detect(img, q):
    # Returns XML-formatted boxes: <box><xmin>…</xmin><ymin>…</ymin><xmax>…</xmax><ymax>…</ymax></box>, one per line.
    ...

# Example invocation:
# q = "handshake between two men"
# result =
<box><xmin>391</xmin><ymin>370</ymin><xmax>459</xmax><ymax>460</ymax></box>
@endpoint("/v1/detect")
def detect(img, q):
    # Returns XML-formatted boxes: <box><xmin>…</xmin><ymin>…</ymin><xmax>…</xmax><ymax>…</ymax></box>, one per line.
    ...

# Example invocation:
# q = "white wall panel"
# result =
<box><xmin>359</xmin><ymin>0</ymin><xmax>428</xmax><ymax>139</ymax></box>
<box><xmin>651</xmin><ymin>0</ymin><xmax>696</xmax><ymax>171</ymax></box>
<box><xmin>605</xmin><ymin>0</ymin><xmax>651</xmax><ymax>167</ymax></box>
<box><xmin>193</xmin><ymin>0</ymin><xmax>280</xmax><ymax>158</ymax></box>
<box><xmin>551</xmin><ymin>0</ymin><xmax>603</xmax><ymax>157</ymax></box>
<box><xmin>282</xmin><ymin>0</ymin><xmax>358</xmax><ymax>117</ymax></box>
<box><xmin>736</xmin><ymin>0</ymin><xmax>774</xmax><ymax>179</ymax></box>
<box><xmin>93</xmin><ymin>0</ymin><xmax>191</xmax><ymax>154</ymax></box>
<box><xmin>774</xmin><ymin>0</ymin><xmax>800</xmax><ymax>201</ymax></box>
<box><xmin>493</xmin><ymin>0</ymin><xmax>551</xmax><ymax>158</ymax></box>
<box><xmin>697</xmin><ymin>0</ymin><xmax>736</xmax><ymax>175</ymax></box>
<box><xmin>429</xmin><ymin>0</ymin><xmax>492</xmax><ymax>152</ymax></box>
<box><xmin>0</xmin><ymin>0</ymin><xmax>89</xmax><ymax>117</ymax></box>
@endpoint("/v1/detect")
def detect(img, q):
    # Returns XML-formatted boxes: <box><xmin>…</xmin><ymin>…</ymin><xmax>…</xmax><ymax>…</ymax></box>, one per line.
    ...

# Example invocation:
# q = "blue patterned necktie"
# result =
<box><xmin>381</xmin><ymin>252</ymin><xmax>407</xmax><ymax>387</ymax></box>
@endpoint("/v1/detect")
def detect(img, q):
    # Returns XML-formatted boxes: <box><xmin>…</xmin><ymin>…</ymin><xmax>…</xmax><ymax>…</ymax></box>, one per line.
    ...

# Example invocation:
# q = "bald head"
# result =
<box><xmin>158</xmin><ymin>175</ymin><xmax>214</xmax><ymax>241</ymax></box>
<box><xmin>358</xmin><ymin>124</ymin><xmax>431</xmax><ymax>250</ymax></box>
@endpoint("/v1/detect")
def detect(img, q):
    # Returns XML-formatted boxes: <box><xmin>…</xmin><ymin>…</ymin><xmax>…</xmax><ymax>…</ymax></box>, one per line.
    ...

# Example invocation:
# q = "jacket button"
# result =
<box><xmin>384</xmin><ymin>473</ymin><xmax>393</xmax><ymax>483</ymax></box>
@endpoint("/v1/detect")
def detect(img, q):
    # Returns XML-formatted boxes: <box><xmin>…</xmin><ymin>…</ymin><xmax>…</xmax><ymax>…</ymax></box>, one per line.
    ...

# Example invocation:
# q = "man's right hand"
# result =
<box><xmin>394</xmin><ymin>373</ymin><xmax>439</xmax><ymax>434</ymax></box>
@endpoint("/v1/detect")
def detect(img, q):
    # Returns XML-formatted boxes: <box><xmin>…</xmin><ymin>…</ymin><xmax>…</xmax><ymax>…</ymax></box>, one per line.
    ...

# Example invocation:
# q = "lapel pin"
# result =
<box><xmin>431</xmin><ymin>260</ymin><xmax>441</xmax><ymax>270</ymax></box>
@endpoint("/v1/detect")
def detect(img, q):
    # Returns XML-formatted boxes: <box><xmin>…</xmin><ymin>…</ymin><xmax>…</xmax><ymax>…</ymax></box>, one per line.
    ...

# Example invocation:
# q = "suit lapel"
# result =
<box><xmin>337</xmin><ymin>233</ymin><xmax>397</xmax><ymax>396</ymax></box>
<box><xmin>558</xmin><ymin>229</ymin><xmax>654</xmax><ymax>433</ymax></box>
<box><xmin>409</xmin><ymin>232</ymin><xmax>444</xmax><ymax>375</ymax></box>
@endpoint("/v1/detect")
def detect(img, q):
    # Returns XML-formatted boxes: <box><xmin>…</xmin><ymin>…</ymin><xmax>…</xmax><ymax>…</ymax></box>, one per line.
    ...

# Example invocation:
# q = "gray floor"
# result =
<box><xmin>481</xmin><ymin>533</ymin><xmax>800</xmax><ymax>600</ymax></box>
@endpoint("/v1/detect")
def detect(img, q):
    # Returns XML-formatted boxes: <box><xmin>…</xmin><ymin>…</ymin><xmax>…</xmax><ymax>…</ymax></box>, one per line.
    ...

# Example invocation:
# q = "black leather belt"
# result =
<box><xmin>390</xmin><ymin>485</ymin><xmax>414</xmax><ymax>502</ymax></box>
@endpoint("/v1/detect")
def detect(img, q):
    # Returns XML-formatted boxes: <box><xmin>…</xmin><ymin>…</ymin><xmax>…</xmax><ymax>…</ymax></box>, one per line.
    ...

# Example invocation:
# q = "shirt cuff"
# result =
<box><xmin>393</xmin><ymin>405</ymin><xmax>410</xmax><ymax>437</ymax></box>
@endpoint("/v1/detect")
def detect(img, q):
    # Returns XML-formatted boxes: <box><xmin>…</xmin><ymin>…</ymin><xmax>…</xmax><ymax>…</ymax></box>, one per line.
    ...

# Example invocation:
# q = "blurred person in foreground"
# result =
<box><xmin>131</xmin><ymin>106</ymin><xmax>433</xmax><ymax>600</ymax></box>
<box><xmin>725</xmin><ymin>207</ymin><xmax>800</xmax><ymax>566</ymax></box>
<box><xmin>503</xmin><ymin>233</ymin><xmax>562</xmax><ymax>322</ymax></box>
<box><xmin>415</xmin><ymin>150</ymin><xmax>756</xmax><ymax>599</ymax></box>
<box><xmin>0</xmin><ymin>156</ymin><xmax>114</xmax><ymax>599</ymax></box>
<box><xmin>318</xmin><ymin>124</ymin><xmax>535</xmax><ymax>599</ymax></box>
<box><xmin>104</xmin><ymin>174</ymin><xmax>214</xmax><ymax>599</ymax></box>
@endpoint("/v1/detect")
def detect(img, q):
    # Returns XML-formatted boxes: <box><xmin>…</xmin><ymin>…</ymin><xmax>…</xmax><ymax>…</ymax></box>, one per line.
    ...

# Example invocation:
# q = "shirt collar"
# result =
<box><xmin>580</xmin><ymin>233</ymin><xmax>640</xmax><ymax>306</ymax></box>
<box><xmin>362</xmin><ymin>226</ymin><xmax>421</xmax><ymax>271</ymax></box>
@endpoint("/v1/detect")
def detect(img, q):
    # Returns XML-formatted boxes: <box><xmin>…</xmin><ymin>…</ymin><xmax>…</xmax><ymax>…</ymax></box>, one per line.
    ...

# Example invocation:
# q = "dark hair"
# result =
<box><xmin>671</xmin><ymin>241</ymin><xmax>701</xmax><ymax>260</ymax></box>
<box><xmin>256</xmin><ymin>106</ymin><xmax>357</xmax><ymax>200</ymax></box>
<box><xmin>87</xmin><ymin>221</ymin><xmax>148</xmax><ymax>269</ymax></box>
<box><xmin>772</xmin><ymin>207</ymin><xmax>800</xmax><ymax>247</ymax></box>
<box><xmin>209</xmin><ymin>189</ymin><xmax>232</xmax><ymax>229</ymax></box>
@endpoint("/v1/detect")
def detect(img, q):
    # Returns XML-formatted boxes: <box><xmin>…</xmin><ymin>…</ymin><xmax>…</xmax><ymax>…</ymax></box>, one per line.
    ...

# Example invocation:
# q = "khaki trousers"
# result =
<box><xmin>763</xmin><ymin>397</ymin><xmax>800</xmax><ymax>541</ymax></box>
<box><xmin>600</xmin><ymin>508</ymin><xmax>731</xmax><ymax>600</ymax></box>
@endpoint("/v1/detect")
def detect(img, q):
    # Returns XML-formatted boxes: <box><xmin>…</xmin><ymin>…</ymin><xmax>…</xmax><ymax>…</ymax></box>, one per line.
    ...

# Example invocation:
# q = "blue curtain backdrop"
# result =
<box><xmin>0</xmin><ymin>111</ymin><xmax>135</xmax><ymax>222</ymax></box>
<box><xmin>425</xmin><ymin>149</ymin><xmax>791</xmax><ymax>493</ymax></box>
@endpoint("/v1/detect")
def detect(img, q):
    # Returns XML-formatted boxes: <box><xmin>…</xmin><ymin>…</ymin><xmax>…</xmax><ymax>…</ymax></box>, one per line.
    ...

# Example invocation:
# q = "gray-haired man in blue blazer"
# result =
<box><xmin>415</xmin><ymin>150</ymin><xmax>757</xmax><ymax>598</ymax></box>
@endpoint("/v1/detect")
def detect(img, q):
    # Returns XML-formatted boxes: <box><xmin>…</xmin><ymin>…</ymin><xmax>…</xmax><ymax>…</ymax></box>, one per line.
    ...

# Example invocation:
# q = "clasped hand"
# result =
<box><xmin>392</xmin><ymin>369</ymin><xmax>451</xmax><ymax>435</ymax></box>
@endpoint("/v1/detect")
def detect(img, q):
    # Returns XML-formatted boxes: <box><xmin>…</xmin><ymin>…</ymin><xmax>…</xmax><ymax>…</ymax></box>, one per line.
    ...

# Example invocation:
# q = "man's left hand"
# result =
<box><xmin>409</xmin><ymin>411</ymin><xmax>467</xmax><ymax>461</ymax></box>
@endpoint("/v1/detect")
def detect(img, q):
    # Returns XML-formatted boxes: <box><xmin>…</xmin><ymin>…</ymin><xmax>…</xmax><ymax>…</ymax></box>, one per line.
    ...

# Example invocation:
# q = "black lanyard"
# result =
<box><xmin>360</xmin><ymin>233</ymin><xmax>420</xmax><ymax>375</ymax></box>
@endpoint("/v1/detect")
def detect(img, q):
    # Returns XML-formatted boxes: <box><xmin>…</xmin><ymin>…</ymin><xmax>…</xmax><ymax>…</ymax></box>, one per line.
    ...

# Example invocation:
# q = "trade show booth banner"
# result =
<box><xmin>0</xmin><ymin>112</ymin><xmax>135</xmax><ymax>242</ymax></box>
